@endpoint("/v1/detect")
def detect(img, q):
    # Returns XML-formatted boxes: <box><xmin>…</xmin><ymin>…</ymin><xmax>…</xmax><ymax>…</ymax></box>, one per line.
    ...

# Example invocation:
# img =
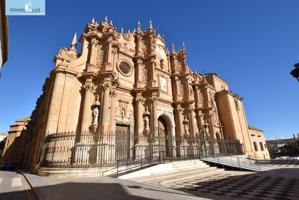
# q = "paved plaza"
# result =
<box><xmin>130</xmin><ymin>163</ymin><xmax>299</xmax><ymax>200</ymax></box>
<box><xmin>1</xmin><ymin>162</ymin><xmax>299</xmax><ymax>200</ymax></box>
<box><xmin>171</xmin><ymin>169</ymin><xmax>299</xmax><ymax>200</ymax></box>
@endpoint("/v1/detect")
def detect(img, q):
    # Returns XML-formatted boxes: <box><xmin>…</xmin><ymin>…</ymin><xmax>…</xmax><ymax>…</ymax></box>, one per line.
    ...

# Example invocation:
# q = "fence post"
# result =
<box><xmin>116</xmin><ymin>160</ymin><xmax>119</xmax><ymax>177</ymax></box>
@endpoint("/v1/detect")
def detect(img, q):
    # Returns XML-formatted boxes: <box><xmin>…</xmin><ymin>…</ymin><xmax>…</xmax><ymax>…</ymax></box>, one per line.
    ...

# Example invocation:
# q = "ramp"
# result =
<box><xmin>202</xmin><ymin>156</ymin><xmax>270</xmax><ymax>172</ymax></box>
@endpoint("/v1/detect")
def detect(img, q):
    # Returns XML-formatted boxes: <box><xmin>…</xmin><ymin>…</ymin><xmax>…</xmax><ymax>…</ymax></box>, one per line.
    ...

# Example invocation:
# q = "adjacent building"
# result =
<box><xmin>0</xmin><ymin>0</ymin><xmax>8</xmax><ymax>68</ymax></box>
<box><xmin>1</xmin><ymin>117</ymin><xmax>30</xmax><ymax>165</ymax></box>
<box><xmin>16</xmin><ymin>18</ymin><xmax>268</xmax><ymax>175</ymax></box>
<box><xmin>248</xmin><ymin>126</ymin><xmax>270</xmax><ymax>159</ymax></box>
<box><xmin>0</xmin><ymin>132</ymin><xmax>7</xmax><ymax>159</ymax></box>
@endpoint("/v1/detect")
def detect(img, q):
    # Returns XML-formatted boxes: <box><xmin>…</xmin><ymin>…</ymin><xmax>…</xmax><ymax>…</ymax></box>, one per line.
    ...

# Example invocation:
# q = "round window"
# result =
<box><xmin>118</xmin><ymin>61</ymin><xmax>132</xmax><ymax>76</ymax></box>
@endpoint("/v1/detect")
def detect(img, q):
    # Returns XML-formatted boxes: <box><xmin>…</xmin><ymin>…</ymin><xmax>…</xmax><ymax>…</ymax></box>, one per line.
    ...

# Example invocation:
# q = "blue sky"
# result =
<box><xmin>0</xmin><ymin>0</ymin><xmax>298</xmax><ymax>139</ymax></box>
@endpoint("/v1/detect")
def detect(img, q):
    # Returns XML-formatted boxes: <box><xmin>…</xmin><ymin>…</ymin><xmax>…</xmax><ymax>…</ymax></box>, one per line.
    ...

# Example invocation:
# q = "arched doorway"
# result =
<box><xmin>158</xmin><ymin>115</ymin><xmax>171</xmax><ymax>158</ymax></box>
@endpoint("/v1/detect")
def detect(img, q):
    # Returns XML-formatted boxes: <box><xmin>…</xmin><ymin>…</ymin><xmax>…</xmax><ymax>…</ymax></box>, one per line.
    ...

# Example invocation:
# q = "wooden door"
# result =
<box><xmin>115</xmin><ymin>124</ymin><xmax>130</xmax><ymax>162</ymax></box>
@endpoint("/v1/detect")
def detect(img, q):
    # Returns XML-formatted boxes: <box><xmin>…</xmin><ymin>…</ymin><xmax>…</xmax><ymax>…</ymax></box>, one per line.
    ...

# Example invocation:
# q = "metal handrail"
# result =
<box><xmin>203</xmin><ymin>154</ymin><xmax>264</xmax><ymax>171</ymax></box>
<box><xmin>116</xmin><ymin>151</ymin><xmax>165</xmax><ymax>177</ymax></box>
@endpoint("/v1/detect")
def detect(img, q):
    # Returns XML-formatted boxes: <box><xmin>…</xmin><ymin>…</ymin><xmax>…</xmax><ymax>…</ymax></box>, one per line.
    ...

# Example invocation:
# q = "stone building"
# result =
<box><xmin>20</xmin><ymin>18</ymin><xmax>268</xmax><ymax>175</ymax></box>
<box><xmin>1</xmin><ymin>117</ymin><xmax>30</xmax><ymax>164</ymax></box>
<box><xmin>0</xmin><ymin>0</ymin><xmax>8</xmax><ymax>68</ymax></box>
<box><xmin>248</xmin><ymin>126</ymin><xmax>270</xmax><ymax>159</ymax></box>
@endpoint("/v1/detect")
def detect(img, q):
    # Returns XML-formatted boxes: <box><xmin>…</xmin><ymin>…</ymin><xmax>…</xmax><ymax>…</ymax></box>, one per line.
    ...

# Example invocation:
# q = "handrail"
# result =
<box><xmin>203</xmin><ymin>154</ymin><xmax>265</xmax><ymax>171</ymax></box>
<box><xmin>116</xmin><ymin>151</ymin><xmax>165</xmax><ymax>177</ymax></box>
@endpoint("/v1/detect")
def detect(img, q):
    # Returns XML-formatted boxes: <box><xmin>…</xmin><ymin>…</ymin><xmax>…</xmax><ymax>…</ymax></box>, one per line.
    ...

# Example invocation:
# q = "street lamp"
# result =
<box><xmin>291</xmin><ymin>63</ymin><xmax>299</xmax><ymax>82</ymax></box>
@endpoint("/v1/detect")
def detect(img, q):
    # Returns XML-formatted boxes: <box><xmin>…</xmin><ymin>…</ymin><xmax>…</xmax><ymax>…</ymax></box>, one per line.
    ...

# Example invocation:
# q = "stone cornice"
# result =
<box><xmin>52</xmin><ymin>67</ymin><xmax>79</xmax><ymax>76</ymax></box>
<box><xmin>215</xmin><ymin>89</ymin><xmax>243</xmax><ymax>100</ymax></box>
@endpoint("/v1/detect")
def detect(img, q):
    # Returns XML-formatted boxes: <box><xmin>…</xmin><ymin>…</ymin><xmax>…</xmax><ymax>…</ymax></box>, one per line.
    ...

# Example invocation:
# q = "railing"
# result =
<box><xmin>41</xmin><ymin>131</ymin><xmax>244</xmax><ymax>169</ymax></box>
<box><xmin>116</xmin><ymin>151</ymin><xmax>165</xmax><ymax>177</ymax></box>
<box><xmin>202</xmin><ymin>154</ymin><xmax>269</xmax><ymax>171</ymax></box>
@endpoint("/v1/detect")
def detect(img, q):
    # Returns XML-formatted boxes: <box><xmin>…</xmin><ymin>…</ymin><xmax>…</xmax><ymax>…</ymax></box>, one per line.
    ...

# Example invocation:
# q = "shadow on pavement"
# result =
<box><xmin>172</xmin><ymin>168</ymin><xmax>299</xmax><ymax>200</ymax></box>
<box><xmin>0</xmin><ymin>181</ymin><xmax>155</xmax><ymax>200</ymax></box>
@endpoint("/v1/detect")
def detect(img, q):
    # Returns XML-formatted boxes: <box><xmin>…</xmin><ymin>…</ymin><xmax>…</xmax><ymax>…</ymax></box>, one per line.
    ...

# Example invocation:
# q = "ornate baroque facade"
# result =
<box><xmin>20</xmin><ymin>18</ymin><xmax>269</xmax><ymax>174</ymax></box>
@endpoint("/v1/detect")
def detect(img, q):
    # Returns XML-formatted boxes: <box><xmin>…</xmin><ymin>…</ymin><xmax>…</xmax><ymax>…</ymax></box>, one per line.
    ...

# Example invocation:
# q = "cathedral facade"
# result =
<box><xmin>20</xmin><ymin>18</ymin><xmax>269</xmax><ymax>174</ymax></box>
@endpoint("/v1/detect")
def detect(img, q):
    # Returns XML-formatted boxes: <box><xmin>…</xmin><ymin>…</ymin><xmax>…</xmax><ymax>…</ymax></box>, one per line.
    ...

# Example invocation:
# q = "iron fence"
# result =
<box><xmin>41</xmin><ymin>131</ymin><xmax>244</xmax><ymax>168</ymax></box>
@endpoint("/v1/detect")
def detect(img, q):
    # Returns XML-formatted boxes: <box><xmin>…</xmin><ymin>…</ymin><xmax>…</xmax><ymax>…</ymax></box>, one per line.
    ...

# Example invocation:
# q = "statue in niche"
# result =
<box><xmin>144</xmin><ymin>116</ymin><xmax>150</xmax><ymax>131</ymax></box>
<box><xmin>92</xmin><ymin>95</ymin><xmax>101</xmax><ymax>125</ymax></box>
<box><xmin>92</xmin><ymin>106</ymin><xmax>99</xmax><ymax>125</ymax></box>
<box><xmin>143</xmin><ymin>106</ymin><xmax>150</xmax><ymax>132</ymax></box>
<box><xmin>121</xmin><ymin>108</ymin><xmax>125</xmax><ymax>118</ymax></box>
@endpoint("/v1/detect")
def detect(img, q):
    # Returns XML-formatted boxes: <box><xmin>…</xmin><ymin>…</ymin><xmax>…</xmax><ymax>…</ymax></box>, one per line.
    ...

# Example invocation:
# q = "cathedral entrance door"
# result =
<box><xmin>158</xmin><ymin>117</ymin><xmax>170</xmax><ymax>158</ymax></box>
<box><xmin>115</xmin><ymin>124</ymin><xmax>130</xmax><ymax>163</ymax></box>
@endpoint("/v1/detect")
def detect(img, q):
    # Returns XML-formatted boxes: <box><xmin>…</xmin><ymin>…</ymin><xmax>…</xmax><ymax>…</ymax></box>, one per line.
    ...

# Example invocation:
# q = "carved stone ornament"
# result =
<box><xmin>83</xmin><ymin>83</ymin><xmax>94</xmax><ymax>92</ymax></box>
<box><xmin>57</xmin><ymin>48</ymin><xmax>77</xmax><ymax>61</ymax></box>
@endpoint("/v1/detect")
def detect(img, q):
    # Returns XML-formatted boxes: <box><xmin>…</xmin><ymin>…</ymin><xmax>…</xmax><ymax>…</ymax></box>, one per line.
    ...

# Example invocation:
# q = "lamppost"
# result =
<box><xmin>291</xmin><ymin>63</ymin><xmax>299</xmax><ymax>82</ymax></box>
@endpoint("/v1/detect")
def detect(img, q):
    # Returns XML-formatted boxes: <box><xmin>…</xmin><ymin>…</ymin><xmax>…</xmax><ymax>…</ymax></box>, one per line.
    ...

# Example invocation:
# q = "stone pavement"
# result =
<box><xmin>130</xmin><ymin>166</ymin><xmax>299</xmax><ymax>200</ymax></box>
<box><xmin>0</xmin><ymin>170</ymin><xmax>34</xmax><ymax>200</ymax></box>
<box><xmin>10</xmin><ymin>166</ymin><xmax>299</xmax><ymax>200</ymax></box>
<box><xmin>170</xmin><ymin>169</ymin><xmax>299</xmax><ymax>200</ymax></box>
<box><xmin>22</xmin><ymin>172</ymin><xmax>209</xmax><ymax>200</ymax></box>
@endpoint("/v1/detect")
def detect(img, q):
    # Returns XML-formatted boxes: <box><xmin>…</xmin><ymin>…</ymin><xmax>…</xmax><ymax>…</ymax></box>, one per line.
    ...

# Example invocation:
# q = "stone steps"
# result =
<box><xmin>138</xmin><ymin>166</ymin><xmax>222</xmax><ymax>185</ymax></box>
<box><xmin>160</xmin><ymin>168</ymin><xmax>225</xmax><ymax>187</ymax></box>
<box><xmin>119</xmin><ymin>159</ymin><xmax>209</xmax><ymax>179</ymax></box>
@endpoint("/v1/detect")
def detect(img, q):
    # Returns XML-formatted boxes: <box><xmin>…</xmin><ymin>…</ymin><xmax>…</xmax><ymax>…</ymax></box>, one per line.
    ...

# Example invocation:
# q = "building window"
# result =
<box><xmin>253</xmin><ymin>142</ymin><xmax>258</xmax><ymax>151</ymax></box>
<box><xmin>118</xmin><ymin>61</ymin><xmax>132</xmax><ymax>76</ymax></box>
<box><xmin>259</xmin><ymin>142</ymin><xmax>264</xmax><ymax>151</ymax></box>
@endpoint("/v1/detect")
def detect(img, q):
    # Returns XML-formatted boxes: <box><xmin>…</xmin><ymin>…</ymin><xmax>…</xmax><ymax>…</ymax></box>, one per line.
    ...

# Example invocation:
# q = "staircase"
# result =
<box><xmin>119</xmin><ymin>159</ymin><xmax>224</xmax><ymax>186</ymax></box>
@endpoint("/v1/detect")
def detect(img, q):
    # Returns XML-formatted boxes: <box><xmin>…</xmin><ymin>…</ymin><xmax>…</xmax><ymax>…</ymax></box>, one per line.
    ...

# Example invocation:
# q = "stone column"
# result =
<box><xmin>176</xmin><ymin>105</ymin><xmax>184</xmax><ymax>138</ymax></box>
<box><xmin>100</xmin><ymin>82</ymin><xmax>111</xmax><ymax>134</ymax></box>
<box><xmin>105</xmin><ymin>37</ymin><xmax>113</xmax><ymax>70</ymax></box>
<box><xmin>134</xmin><ymin>94</ymin><xmax>145</xmax><ymax>159</ymax></box>
<box><xmin>150</xmin><ymin>58</ymin><xmax>156</xmax><ymax>87</ymax></box>
<box><xmin>57</xmin><ymin>73</ymin><xmax>75</xmax><ymax>132</ymax></box>
<box><xmin>87</xmin><ymin>38</ymin><xmax>98</xmax><ymax>70</ymax></box>
<box><xmin>136</xmin><ymin>59</ymin><xmax>143</xmax><ymax>84</ymax></box>
<box><xmin>150</xmin><ymin>97</ymin><xmax>158</xmax><ymax>137</ymax></box>
<box><xmin>45</xmin><ymin>70</ymin><xmax>65</xmax><ymax>134</ymax></box>
<box><xmin>109</xmin><ymin>88</ymin><xmax>117</xmax><ymax>132</ymax></box>
<box><xmin>80</xmin><ymin>78</ymin><xmax>93</xmax><ymax>132</ymax></box>
<box><xmin>135</xmin><ymin>95</ymin><xmax>144</xmax><ymax>137</ymax></box>
<box><xmin>173</xmin><ymin>76</ymin><xmax>179</xmax><ymax>101</ymax></box>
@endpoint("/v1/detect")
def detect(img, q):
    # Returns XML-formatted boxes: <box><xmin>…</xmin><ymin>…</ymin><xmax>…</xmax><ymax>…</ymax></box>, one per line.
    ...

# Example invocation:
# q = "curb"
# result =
<box><xmin>17</xmin><ymin>170</ymin><xmax>39</xmax><ymax>200</ymax></box>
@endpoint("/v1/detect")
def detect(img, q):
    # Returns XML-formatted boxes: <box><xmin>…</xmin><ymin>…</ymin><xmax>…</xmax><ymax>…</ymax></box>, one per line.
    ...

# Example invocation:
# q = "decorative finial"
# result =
<box><xmin>121</xmin><ymin>27</ymin><xmax>124</xmax><ymax>33</ymax></box>
<box><xmin>149</xmin><ymin>19</ymin><xmax>153</xmax><ymax>30</ymax></box>
<box><xmin>110</xmin><ymin>20</ymin><xmax>113</xmax><ymax>25</ymax></box>
<box><xmin>71</xmin><ymin>33</ymin><xmax>77</xmax><ymax>49</ymax></box>
<box><xmin>133</xmin><ymin>28</ymin><xmax>136</xmax><ymax>32</ymax></box>
<box><xmin>171</xmin><ymin>43</ymin><xmax>175</xmax><ymax>53</ymax></box>
<box><xmin>105</xmin><ymin>16</ymin><xmax>108</xmax><ymax>22</ymax></box>
<box><xmin>92</xmin><ymin>18</ymin><xmax>95</xmax><ymax>24</ymax></box>
<box><xmin>182</xmin><ymin>42</ymin><xmax>186</xmax><ymax>50</ymax></box>
<box><xmin>128</xmin><ymin>29</ymin><xmax>131</xmax><ymax>33</ymax></box>
<box><xmin>137</xmin><ymin>20</ymin><xmax>141</xmax><ymax>32</ymax></box>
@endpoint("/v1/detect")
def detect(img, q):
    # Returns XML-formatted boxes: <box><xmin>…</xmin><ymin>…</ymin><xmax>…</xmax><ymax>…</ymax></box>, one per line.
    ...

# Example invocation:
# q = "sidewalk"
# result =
<box><xmin>22</xmin><ymin>173</ymin><xmax>210</xmax><ymax>200</ymax></box>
